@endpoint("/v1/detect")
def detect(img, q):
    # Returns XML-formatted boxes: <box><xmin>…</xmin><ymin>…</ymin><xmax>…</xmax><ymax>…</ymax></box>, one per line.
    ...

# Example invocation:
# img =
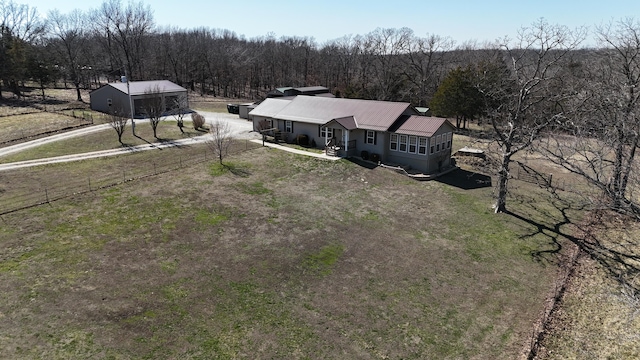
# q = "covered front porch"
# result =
<box><xmin>322</xmin><ymin>116</ymin><xmax>359</xmax><ymax>158</ymax></box>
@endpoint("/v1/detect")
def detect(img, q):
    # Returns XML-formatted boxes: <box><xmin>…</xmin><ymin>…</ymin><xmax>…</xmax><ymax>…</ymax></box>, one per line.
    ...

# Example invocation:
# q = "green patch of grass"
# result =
<box><xmin>303</xmin><ymin>243</ymin><xmax>344</xmax><ymax>275</ymax></box>
<box><xmin>280</xmin><ymin>143</ymin><xmax>325</xmax><ymax>154</ymax></box>
<box><xmin>208</xmin><ymin>161</ymin><xmax>251</xmax><ymax>177</ymax></box>
<box><xmin>160</xmin><ymin>259</ymin><xmax>179</xmax><ymax>274</ymax></box>
<box><xmin>194</xmin><ymin>209</ymin><xmax>228</xmax><ymax>227</ymax></box>
<box><xmin>236</xmin><ymin>181</ymin><xmax>271</xmax><ymax>195</ymax></box>
<box><xmin>361</xmin><ymin>210</ymin><xmax>380</xmax><ymax>221</ymax></box>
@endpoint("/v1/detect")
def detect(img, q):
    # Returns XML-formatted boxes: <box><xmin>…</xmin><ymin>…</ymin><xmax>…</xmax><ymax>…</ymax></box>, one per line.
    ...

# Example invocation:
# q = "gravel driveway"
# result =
<box><xmin>0</xmin><ymin>111</ymin><xmax>260</xmax><ymax>171</ymax></box>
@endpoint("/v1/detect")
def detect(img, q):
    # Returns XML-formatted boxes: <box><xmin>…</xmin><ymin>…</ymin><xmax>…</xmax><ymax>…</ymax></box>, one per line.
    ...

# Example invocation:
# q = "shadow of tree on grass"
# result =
<box><xmin>436</xmin><ymin>168</ymin><xmax>492</xmax><ymax>190</ymax></box>
<box><xmin>506</xmin><ymin>187</ymin><xmax>640</xmax><ymax>294</ymax></box>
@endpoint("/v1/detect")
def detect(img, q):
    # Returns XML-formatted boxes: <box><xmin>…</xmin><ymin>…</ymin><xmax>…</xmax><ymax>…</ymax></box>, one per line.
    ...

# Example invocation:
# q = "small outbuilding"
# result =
<box><xmin>90</xmin><ymin>80</ymin><xmax>188</xmax><ymax>117</ymax></box>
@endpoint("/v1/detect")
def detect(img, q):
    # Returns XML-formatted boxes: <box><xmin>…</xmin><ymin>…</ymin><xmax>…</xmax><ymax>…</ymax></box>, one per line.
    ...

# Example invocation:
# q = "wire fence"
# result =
<box><xmin>0</xmin><ymin>140</ymin><xmax>261</xmax><ymax>215</ymax></box>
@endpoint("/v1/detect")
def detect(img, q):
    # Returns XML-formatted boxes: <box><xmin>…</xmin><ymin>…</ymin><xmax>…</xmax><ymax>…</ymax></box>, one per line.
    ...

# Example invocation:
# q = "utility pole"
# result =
<box><xmin>122</xmin><ymin>68</ymin><xmax>135</xmax><ymax>135</ymax></box>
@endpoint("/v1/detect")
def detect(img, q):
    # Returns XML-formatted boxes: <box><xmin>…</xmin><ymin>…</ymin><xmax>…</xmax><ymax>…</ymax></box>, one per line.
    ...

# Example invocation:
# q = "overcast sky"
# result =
<box><xmin>25</xmin><ymin>0</ymin><xmax>640</xmax><ymax>46</ymax></box>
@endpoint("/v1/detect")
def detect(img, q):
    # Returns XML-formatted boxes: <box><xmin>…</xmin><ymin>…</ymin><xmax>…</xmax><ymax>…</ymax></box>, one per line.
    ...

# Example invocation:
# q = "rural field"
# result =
<box><xmin>0</xmin><ymin>144</ymin><xmax>569</xmax><ymax>359</ymax></box>
<box><xmin>0</xmin><ymin>88</ymin><xmax>638</xmax><ymax>359</ymax></box>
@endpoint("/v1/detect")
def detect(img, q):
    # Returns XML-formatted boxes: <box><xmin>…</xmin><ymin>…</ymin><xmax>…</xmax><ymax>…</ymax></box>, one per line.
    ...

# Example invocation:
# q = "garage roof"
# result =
<box><xmin>107</xmin><ymin>80</ymin><xmax>187</xmax><ymax>95</ymax></box>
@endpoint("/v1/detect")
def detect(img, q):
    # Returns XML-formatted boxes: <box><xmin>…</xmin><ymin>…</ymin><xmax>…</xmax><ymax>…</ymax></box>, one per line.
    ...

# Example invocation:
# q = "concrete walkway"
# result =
<box><xmin>249</xmin><ymin>140</ymin><xmax>341</xmax><ymax>161</ymax></box>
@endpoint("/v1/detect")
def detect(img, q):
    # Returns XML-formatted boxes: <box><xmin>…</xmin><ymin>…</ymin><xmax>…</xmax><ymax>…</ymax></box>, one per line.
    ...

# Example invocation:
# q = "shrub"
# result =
<box><xmin>296</xmin><ymin>134</ymin><xmax>309</xmax><ymax>146</ymax></box>
<box><xmin>191</xmin><ymin>112</ymin><xmax>205</xmax><ymax>129</ymax></box>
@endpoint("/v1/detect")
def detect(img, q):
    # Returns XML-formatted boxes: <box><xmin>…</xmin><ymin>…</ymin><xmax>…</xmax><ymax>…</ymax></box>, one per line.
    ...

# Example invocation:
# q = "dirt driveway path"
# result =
<box><xmin>0</xmin><ymin>112</ymin><xmax>260</xmax><ymax>172</ymax></box>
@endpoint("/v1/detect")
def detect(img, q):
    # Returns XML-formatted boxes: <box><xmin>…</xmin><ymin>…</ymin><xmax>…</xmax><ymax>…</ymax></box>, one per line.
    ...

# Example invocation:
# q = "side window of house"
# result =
<box><xmin>418</xmin><ymin>137</ymin><xmax>427</xmax><ymax>155</ymax></box>
<box><xmin>390</xmin><ymin>134</ymin><xmax>398</xmax><ymax>151</ymax></box>
<box><xmin>399</xmin><ymin>135</ymin><xmax>408</xmax><ymax>152</ymax></box>
<box><xmin>107</xmin><ymin>98</ymin><xmax>112</xmax><ymax>107</ymax></box>
<box><xmin>436</xmin><ymin>135</ymin><xmax>441</xmax><ymax>152</ymax></box>
<box><xmin>285</xmin><ymin>120</ymin><xmax>292</xmax><ymax>133</ymax></box>
<box><xmin>447</xmin><ymin>132</ymin><xmax>452</xmax><ymax>149</ymax></box>
<box><xmin>441</xmin><ymin>134</ymin><xmax>446</xmax><ymax>150</ymax></box>
<box><xmin>430</xmin><ymin>137</ymin><xmax>435</xmax><ymax>154</ymax></box>
<box><xmin>366</xmin><ymin>130</ymin><xmax>375</xmax><ymax>144</ymax></box>
<box><xmin>409</xmin><ymin>136</ymin><xmax>417</xmax><ymax>153</ymax></box>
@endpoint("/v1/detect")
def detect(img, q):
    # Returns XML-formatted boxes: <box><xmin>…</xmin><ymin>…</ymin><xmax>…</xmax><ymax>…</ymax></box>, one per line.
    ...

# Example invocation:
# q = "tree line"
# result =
<box><xmin>1</xmin><ymin>0</ymin><xmax>461</xmax><ymax>104</ymax></box>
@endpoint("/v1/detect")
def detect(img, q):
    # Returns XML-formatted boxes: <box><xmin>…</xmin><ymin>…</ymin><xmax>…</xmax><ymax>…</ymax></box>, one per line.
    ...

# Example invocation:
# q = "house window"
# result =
<box><xmin>446</xmin><ymin>132</ymin><xmax>452</xmax><ymax>149</ymax></box>
<box><xmin>366</xmin><ymin>130</ymin><xmax>375</xmax><ymax>144</ymax></box>
<box><xmin>107</xmin><ymin>98</ymin><xmax>112</xmax><ymax>107</ymax></box>
<box><xmin>436</xmin><ymin>135</ymin><xmax>441</xmax><ymax>152</ymax></box>
<box><xmin>399</xmin><ymin>135</ymin><xmax>408</xmax><ymax>152</ymax></box>
<box><xmin>430</xmin><ymin>137</ymin><xmax>435</xmax><ymax>154</ymax></box>
<box><xmin>390</xmin><ymin>134</ymin><xmax>398</xmax><ymax>151</ymax></box>
<box><xmin>285</xmin><ymin>120</ymin><xmax>292</xmax><ymax>133</ymax></box>
<box><xmin>320</xmin><ymin>126</ymin><xmax>333</xmax><ymax>139</ymax></box>
<box><xmin>418</xmin><ymin>137</ymin><xmax>427</xmax><ymax>155</ymax></box>
<box><xmin>441</xmin><ymin>134</ymin><xmax>447</xmax><ymax>151</ymax></box>
<box><xmin>408</xmin><ymin>136</ymin><xmax>417</xmax><ymax>154</ymax></box>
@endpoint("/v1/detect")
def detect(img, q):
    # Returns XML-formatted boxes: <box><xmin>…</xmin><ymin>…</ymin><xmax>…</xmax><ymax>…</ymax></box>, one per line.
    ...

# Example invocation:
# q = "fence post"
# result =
<box><xmin>548</xmin><ymin>173</ymin><xmax>553</xmax><ymax>187</ymax></box>
<box><xmin>88</xmin><ymin>177</ymin><xmax>91</xmax><ymax>191</ymax></box>
<box><xmin>45</xmin><ymin>188</ymin><xmax>49</xmax><ymax>203</ymax></box>
<box><xmin>123</xmin><ymin>169</ymin><xmax>126</xmax><ymax>183</ymax></box>
<box><xmin>154</xmin><ymin>162</ymin><xmax>157</xmax><ymax>175</ymax></box>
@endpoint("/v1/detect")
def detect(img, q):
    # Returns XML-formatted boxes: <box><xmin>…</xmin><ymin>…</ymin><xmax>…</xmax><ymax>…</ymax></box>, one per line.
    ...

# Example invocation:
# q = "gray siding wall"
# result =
<box><xmin>385</xmin><ymin>127</ymin><xmax>454</xmax><ymax>173</ymax></box>
<box><xmin>91</xmin><ymin>86</ymin><xmax>187</xmax><ymax>117</ymax></box>
<box><xmin>350</xmin><ymin>129</ymin><xmax>387</xmax><ymax>159</ymax></box>
<box><xmin>90</xmin><ymin>87</ymin><xmax>130</xmax><ymax>114</ymax></box>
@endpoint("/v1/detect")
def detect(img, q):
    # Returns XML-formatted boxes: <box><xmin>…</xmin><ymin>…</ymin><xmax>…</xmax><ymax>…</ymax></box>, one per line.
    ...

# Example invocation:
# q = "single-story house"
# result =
<box><xmin>249</xmin><ymin>96</ymin><xmax>455</xmax><ymax>174</ymax></box>
<box><xmin>90</xmin><ymin>80</ymin><xmax>188</xmax><ymax>117</ymax></box>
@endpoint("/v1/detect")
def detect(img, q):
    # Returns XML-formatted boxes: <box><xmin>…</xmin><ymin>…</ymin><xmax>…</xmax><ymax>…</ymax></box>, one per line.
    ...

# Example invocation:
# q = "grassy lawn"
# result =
<box><xmin>0</xmin><ymin>120</ymin><xmax>206</xmax><ymax>163</ymax></box>
<box><xmin>0</xmin><ymin>112</ymin><xmax>92</xmax><ymax>144</ymax></box>
<box><xmin>190</xmin><ymin>95</ymin><xmax>252</xmax><ymax>113</ymax></box>
<box><xmin>0</xmin><ymin>144</ymin><xmax>572</xmax><ymax>359</ymax></box>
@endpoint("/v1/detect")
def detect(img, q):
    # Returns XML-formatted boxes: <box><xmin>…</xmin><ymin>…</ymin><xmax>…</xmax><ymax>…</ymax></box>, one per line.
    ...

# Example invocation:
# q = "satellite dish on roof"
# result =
<box><xmin>120</xmin><ymin>76</ymin><xmax>128</xmax><ymax>83</ymax></box>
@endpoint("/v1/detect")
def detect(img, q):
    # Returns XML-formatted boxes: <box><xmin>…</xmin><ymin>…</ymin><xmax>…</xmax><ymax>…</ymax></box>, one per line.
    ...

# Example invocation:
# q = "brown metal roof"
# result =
<box><xmin>108</xmin><ymin>80</ymin><xmax>186</xmax><ymax>95</ymax></box>
<box><xmin>325</xmin><ymin>116</ymin><xmax>358</xmax><ymax>130</ymax></box>
<box><xmin>274</xmin><ymin>96</ymin><xmax>413</xmax><ymax>131</ymax></box>
<box><xmin>248</xmin><ymin>98</ymin><xmax>293</xmax><ymax>117</ymax></box>
<box><xmin>393</xmin><ymin>116</ymin><xmax>454</xmax><ymax>137</ymax></box>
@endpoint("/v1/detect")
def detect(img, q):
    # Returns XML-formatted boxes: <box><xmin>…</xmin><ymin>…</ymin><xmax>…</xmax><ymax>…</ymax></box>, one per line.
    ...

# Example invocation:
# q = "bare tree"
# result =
<box><xmin>540</xmin><ymin>19</ymin><xmax>640</xmax><ymax>217</ymax></box>
<box><xmin>107</xmin><ymin>102</ymin><xmax>128</xmax><ymax>145</ymax></box>
<box><xmin>170</xmin><ymin>93</ymin><xmax>189</xmax><ymax>133</ymax></box>
<box><xmin>207</xmin><ymin>119</ymin><xmax>233</xmax><ymax>165</ymax></box>
<box><xmin>401</xmin><ymin>33</ymin><xmax>454</xmax><ymax>106</ymax></box>
<box><xmin>140</xmin><ymin>84</ymin><xmax>164</xmax><ymax>139</ymax></box>
<box><xmin>478</xmin><ymin>19</ymin><xmax>585</xmax><ymax>213</ymax></box>
<box><xmin>46</xmin><ymin>9</ymin><xmax>88</xmax><ymax>101</ymax></box>
<box><xmin>90</xmin><ymin>0</ymin><xmax>154</xmax><ymax>79</ymax></box>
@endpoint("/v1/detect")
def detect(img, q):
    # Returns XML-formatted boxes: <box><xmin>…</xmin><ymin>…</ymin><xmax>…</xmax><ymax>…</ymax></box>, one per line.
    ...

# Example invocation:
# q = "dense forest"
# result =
<box><xmin>1</xmin><ymin>0</ymin><xmax>497</xmax><ymax>104</ymax></box>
